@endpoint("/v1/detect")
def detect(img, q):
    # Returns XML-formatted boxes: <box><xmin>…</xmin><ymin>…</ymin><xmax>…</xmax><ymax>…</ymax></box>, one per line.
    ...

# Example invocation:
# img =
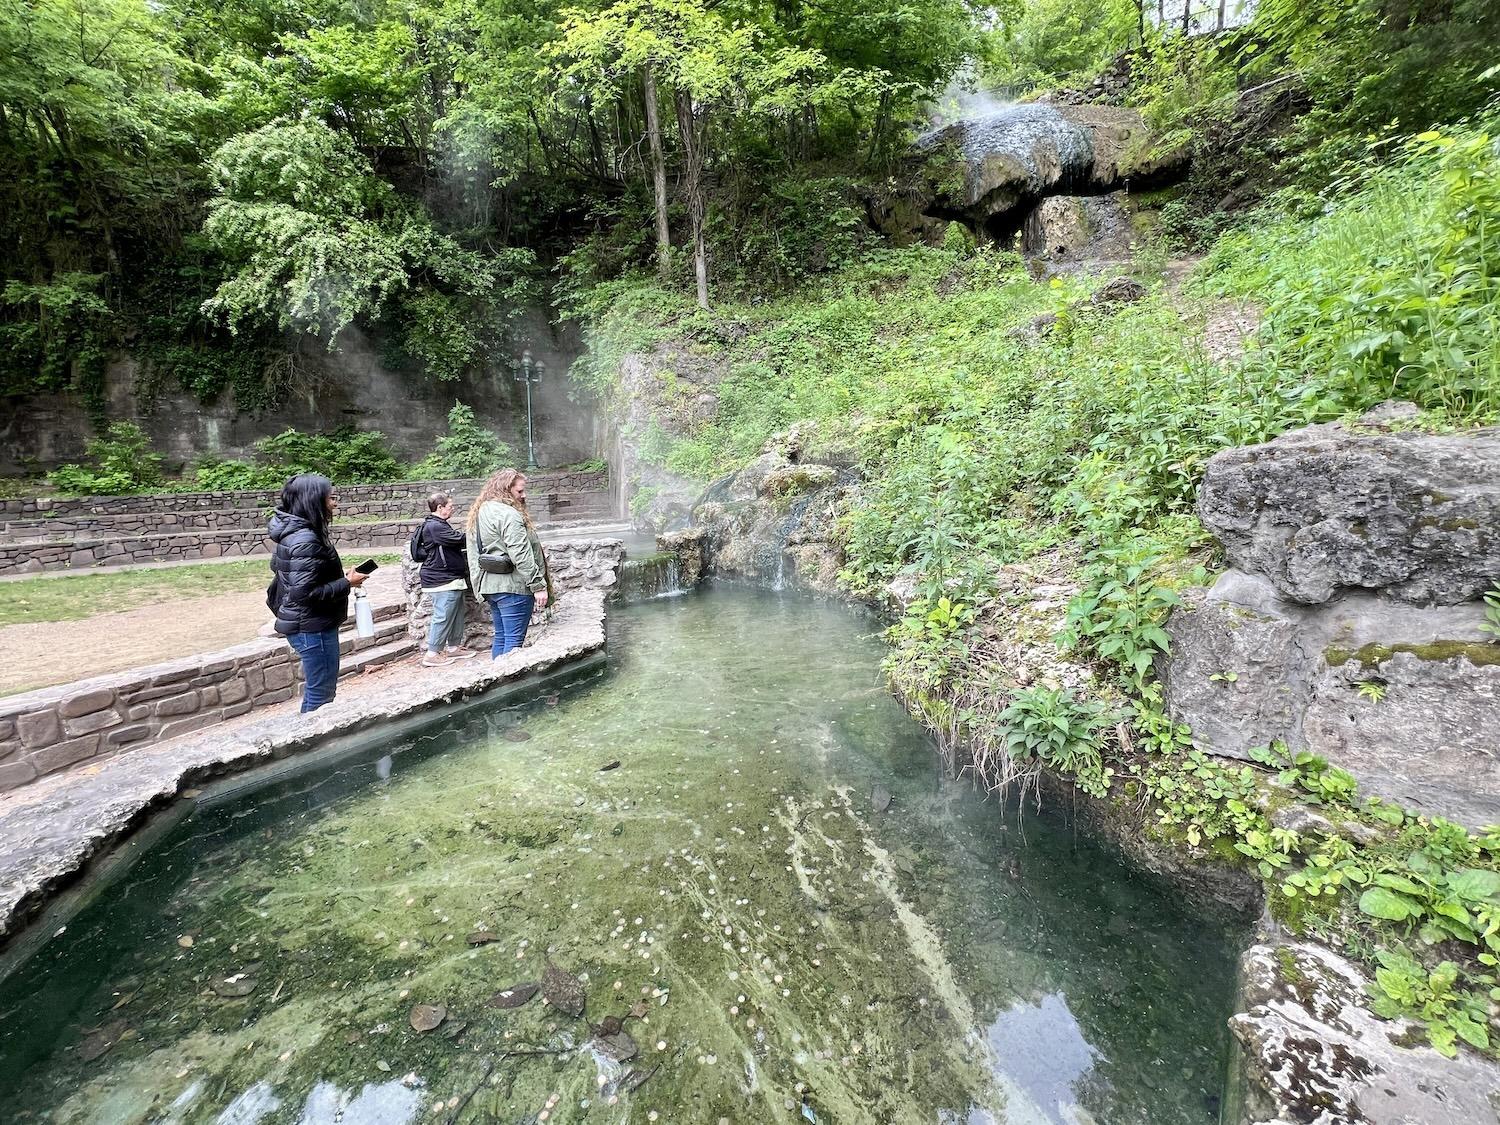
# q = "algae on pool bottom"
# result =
<box><xmin>0</xmin><ymin>587</ymin><xmax>1241</xmax><ymax>1124</ymax></box>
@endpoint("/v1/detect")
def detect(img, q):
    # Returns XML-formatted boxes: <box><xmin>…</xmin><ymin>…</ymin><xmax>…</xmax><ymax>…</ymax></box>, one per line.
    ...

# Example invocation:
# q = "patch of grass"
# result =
<box><xmin>0</xmin><ymin>554</ymin><xmax>400</xmax><ymax>626</ymax></box>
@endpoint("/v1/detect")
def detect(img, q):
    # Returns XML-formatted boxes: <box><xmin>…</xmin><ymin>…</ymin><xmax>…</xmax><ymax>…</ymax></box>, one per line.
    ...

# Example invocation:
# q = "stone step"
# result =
<box><xmin>341</xmin><ymin>637</ymin><xmax>420</xmax><ymax>676</ymax></box>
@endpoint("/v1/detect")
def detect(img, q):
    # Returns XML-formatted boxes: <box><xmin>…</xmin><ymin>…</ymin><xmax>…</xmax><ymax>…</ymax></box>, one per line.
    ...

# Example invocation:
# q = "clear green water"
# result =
<box><xmin>0</xmin><ymin>587</ymin><xmax>1241</xmax><ymax>1124</ymax></box>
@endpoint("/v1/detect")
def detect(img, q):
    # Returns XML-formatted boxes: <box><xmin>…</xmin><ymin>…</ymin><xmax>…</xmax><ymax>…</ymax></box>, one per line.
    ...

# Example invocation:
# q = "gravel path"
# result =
<box><xmin>0</xmin><ymin>592</ymin><xmax>273</xmax><ymax>697</ymax></box>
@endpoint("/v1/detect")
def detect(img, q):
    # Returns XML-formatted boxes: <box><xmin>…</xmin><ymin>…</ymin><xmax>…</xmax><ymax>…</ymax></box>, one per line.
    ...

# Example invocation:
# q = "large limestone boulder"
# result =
<box><xmin>1199</xmin><ymin>410</ymin><xmax>1500</xmax><ymax>606</ymax></box>
<box><xmin>1161</xmin><ymin>570</ymin><xmax>1500</xmax><ymax>827</ymax></box>
<box><xmin>1228</xmin><ymin>940</ymin><xmax>1500</xmax><ymax>1125</ymax></box>
<box><xmin>915</xmin><ymin>103</ymin><xmax>1187</xmax><ymax>234</ymax></box>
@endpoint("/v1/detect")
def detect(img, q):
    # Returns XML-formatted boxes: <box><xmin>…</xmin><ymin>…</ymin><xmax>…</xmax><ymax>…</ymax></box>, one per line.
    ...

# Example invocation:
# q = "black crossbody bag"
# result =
<box><xmin>477</xmin><ymin>519</ymin><xmax>515</xmax><ymax>574</ymax></box>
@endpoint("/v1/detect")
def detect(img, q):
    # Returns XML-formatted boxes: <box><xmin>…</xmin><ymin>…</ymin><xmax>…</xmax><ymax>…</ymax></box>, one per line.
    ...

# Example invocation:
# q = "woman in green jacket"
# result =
<box><xmin>466</xmin><ymin>468</ymin><xmax>550</xmax><ymax>657</ymax></box>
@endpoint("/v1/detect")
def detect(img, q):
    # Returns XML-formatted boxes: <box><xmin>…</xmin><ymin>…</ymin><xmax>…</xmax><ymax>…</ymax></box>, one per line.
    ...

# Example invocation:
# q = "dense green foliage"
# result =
<box><xmin>1</xmin><ymin>0</ymin><xmax>984</xmax><ymax>413</ymax></box>
<box><xmin>45</xmin><ymin>406</ymin><xmax>518</xmax><ymax>495</ymax></box>
<box><xmin>46</xmin><ymin>423</ymin><xmax>165</xmax><ymax>496</ymax></box>
<box><xmin>410</xmin><ymin>402</ymin><xmax>517</xmax><ymax>479</ymax></box>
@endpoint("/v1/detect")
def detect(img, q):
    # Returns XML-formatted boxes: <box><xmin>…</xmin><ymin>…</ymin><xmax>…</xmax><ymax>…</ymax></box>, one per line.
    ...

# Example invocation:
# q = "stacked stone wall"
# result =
<box><xmin>0</xmin><ymin>641</ymin><xmax>299</xmax><ymax>793</ymax></box>
<box><xmin>0</xmin><ymin>470</ymin><xmax>608</xmax><ymax>519</ymax></box>
<box><xmin>0</xmin><ymin>470</ymin><xmax>619</xmax><ymax>574</ymax></box>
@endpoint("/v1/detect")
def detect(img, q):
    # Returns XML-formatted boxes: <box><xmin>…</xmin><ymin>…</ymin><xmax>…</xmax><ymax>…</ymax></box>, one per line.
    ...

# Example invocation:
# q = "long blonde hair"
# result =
<box><xmin>467</xmin><ymin>468</ymin><xmax>534</xmax><ymax>533</ymax></box>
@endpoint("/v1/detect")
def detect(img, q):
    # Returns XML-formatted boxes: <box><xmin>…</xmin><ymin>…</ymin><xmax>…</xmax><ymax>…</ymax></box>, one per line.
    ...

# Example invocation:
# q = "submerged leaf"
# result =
<box><xmin>78</xmin><ymin>1020</ymin><xmax>128</xmax><ymax>1063</ymax></box>
<box><xmin>486</xmin><ymin>982</ymin><xmax>539</xmax><ymax>1010</ymax></box>
<box><xmin>503</xmin><ymin>728</ymin><xmax>532</xmax><ymax>743</ymax></box>
<box><xmin>594</xmin><ymin>1029</ymin><xmax>638</xmax><ymax>1063</ymax></box>
<box><xmin>409</xmin><ymin>1003</ymin><xmax>447</xmax><ymax>1032</ymax></box>
<box><xmin>872</xmin><ymin>785</ymin><xmax>892</xmax><ymax>813</ymax></box>
<box><xmin>542</xmin><ymin>960</ymin><xmax>586</xmax><ymax>1017</ymax></box>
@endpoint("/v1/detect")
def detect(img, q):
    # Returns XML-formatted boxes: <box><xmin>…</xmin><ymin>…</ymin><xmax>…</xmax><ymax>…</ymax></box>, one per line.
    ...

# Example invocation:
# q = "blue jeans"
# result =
<box><xmin>485</xmin><ymin>592</ymin><xmax>535</xmax><ymax>657</ymax></box>
<box><xmin>288</xmin><ymin>628</ymin><xmax>341</xmax><ymax>713</ymax></box>
<box><xmin>426</xmin><ymin>589</ymin><xmax>468</xmax><ymax>651</ymax></box>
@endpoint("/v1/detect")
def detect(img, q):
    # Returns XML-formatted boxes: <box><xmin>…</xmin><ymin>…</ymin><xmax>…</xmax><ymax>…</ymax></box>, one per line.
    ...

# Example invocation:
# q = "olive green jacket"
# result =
<box><xmin>466</xmin><ymin>501</ymin><xmax>546</xmax><ymax>596</ymax></box>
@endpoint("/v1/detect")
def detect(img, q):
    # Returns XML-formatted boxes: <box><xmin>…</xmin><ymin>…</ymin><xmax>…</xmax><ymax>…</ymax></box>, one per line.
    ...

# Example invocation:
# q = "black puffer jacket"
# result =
<box><xmin>416</xmin><ymin>514</ymin><xmax>468</xmax><ymax>589</ymax></box>
<box><xmin>267</xmin><ymin>511</ymin><xmax>350</xmax><ymax>635</ymax></box>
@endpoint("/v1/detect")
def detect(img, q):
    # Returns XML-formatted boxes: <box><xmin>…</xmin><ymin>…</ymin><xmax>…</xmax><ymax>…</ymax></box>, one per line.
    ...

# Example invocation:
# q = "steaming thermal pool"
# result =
<box><xmin>0</xmin><ymin>587</ymin><xmax>1240</xmax><ymax>1123</ymax></box>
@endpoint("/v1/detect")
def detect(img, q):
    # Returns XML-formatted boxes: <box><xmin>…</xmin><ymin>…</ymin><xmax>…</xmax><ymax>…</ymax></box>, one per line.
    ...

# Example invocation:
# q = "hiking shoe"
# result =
<box><xmin>421</xmin><ymin>652</ymin><xmax>453</xmax><ymax>668</ymax></box>
<box><xmin>443</xmin><ymin>646</ymin><xmax>477</xmax><ymax>659</ymax></box>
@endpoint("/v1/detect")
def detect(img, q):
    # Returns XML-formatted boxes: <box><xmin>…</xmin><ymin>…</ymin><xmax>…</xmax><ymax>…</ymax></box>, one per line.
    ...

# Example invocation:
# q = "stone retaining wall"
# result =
<box><xmin>402</xmin><ymin>538</ymin><xmax>625</xmax><ymax>647</ymax></box>
<box><xmin>0</xmin><ymin>521</ymin><xmax>421</xmax><ymax>573</ymax></box>
<box><xmin>1</xmin><ymin>489</ymin><xmax>618</xmax><ymax>543</ymax></box>
<box><xmin>0</xmin><ymin>640</ymin><xmax>300</xmax><ymax>793</ymax></box>
<box><xmin>0</xmin><ymin>469</ymin><xmax>609</xmax><ymax>519</ymax></box>
<box><xmin>0</xmin><ymin>472</ymin><xmax>620</xmax><ymax>574</ymax></box>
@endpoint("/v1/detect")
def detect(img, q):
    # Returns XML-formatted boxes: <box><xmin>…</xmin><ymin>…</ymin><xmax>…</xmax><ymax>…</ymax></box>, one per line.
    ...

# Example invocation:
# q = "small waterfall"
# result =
<box><xmin>769</xmin><ymin>493</ymin><xmax>817</xmax><ymax>592</ymax></box>
<box><xmin>616</xmin><ymin>552</ymin><xmax>686</xmax><ymax>601</ymax></box>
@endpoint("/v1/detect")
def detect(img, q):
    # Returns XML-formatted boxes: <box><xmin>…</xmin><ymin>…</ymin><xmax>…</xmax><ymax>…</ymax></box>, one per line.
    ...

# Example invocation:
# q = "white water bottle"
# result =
<box><xmin>354</xmin><ymin>590</ymin><xmax>375</xmax><ymax>638</ymax></box>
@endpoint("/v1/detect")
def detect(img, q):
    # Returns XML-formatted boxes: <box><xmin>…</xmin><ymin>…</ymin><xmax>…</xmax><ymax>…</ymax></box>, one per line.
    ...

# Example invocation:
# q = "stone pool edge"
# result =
<box><xmin>0</xmin><ymin>588</ymin><xmax>609</xmax><ymax>953</ymax></box>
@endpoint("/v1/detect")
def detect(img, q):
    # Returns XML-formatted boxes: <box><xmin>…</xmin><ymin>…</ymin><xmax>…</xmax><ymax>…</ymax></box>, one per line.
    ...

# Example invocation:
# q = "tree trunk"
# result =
<box><xmin>674</xmin><ymin>86</ymin><xmax>709</xmax><ymax>310</ymax></box>
<box><xmin>1217</xmin><ymin>0</ymin><xmax>1227</xmax><ymax>30</ymax></box>
<box><xmin>642</xmin><ymin>63</ymin><xmax>672</xmax><ymax>283</ymax></box>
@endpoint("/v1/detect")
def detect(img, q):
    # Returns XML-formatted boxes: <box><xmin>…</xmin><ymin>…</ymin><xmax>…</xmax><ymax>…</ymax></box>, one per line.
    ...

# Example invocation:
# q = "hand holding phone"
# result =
<box><xmin>354</xmin><ymin>559</ymin><xmax>379</xmax><ymax>575</ymax></box>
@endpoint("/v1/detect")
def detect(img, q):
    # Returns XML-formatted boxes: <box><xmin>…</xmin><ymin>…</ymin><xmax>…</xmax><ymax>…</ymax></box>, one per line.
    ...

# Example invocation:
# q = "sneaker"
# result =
<box><xmin>421</xmin><ymin>652</ymin><xmax>453</xmax><ymax>668</ymax></box>
<box><xmin>443</xmin><ymin>646</ymin><xmax>477</xmax><ymax>659</ymax></box>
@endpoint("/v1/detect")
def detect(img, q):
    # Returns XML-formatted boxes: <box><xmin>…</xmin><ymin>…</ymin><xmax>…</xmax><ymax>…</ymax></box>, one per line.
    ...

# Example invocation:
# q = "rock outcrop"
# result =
<box><xmin>1162</xmin><ymin>570</ymin><xmax>1499</xmax><ymax>827</ymax></box>
<box><xmin>658</xmin><ymin>428</ymin><xmax>852</xmax><ymax>596</ymax></box>
<box><xmin>910</xmin><ymin>103</ymin><xmax>1187</xmax><ymax>239</ymax></box>
<box><xmin>1165</xmin><ymin>407</ymin><xmax>1500</xmax><ymax>828</ymax></box>
<box><xmin>1199</xmin><ymin>410</ymin><xmax>1500</xmax><ymax>606</ymax></box>
<box><xmin>1228</xmin><ymin>939</ymin><xmax>1500</xmax><ymax>1125</ymax></box>
<box><xmin>606</xmin><ymin>344</ymin><xmax>730</xmax><ymax>534</ymax></box>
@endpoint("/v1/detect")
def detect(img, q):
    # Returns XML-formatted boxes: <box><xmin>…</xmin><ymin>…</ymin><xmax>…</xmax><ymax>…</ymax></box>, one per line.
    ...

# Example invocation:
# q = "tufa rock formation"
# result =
<box><xmin>1164</xmin><ymin>406</ymin><xmax>1500</xmax><ymax>828</ymax></box>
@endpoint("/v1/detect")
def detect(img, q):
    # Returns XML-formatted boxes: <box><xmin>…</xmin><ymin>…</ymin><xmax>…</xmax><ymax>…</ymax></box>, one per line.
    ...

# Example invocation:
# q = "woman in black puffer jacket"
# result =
<box><xmin>266</xmin><ymin>474</ymin><xmax>367</xmax><ymax>713</ymax></box>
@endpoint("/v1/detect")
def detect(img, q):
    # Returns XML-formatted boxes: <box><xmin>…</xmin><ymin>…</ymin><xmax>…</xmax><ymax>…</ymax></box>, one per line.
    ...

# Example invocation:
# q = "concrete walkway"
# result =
<box><xmin>0</xmin><ymin>588</ymin><xmax>608</xmax><ymax>948</ymax></box>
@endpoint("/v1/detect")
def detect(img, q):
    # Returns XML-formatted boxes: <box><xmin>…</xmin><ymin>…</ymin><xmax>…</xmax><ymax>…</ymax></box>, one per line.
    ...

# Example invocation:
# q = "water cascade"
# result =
<box><xmin>615</xmin><ymin>552</ymin><xmax>685</xmax><ymax>601</ymax></box>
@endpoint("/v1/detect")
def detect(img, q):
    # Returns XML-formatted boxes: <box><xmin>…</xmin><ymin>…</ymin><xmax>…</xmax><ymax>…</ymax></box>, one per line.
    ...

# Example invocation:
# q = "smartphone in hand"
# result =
<box><xmin>354</xmin><ymin>559</ymin><xmax>379</xmax><ymax>575</ymax></box>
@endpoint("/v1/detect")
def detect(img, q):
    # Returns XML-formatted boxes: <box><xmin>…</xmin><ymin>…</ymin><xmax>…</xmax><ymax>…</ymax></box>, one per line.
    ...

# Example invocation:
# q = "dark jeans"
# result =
<box><xmin>485</xmin><ymin>592</ymin><xmax>535</xmax><ymax>657</ymax></box>
<box><xmin>288</xmin><ymin>628</ymin><xmax>341</xmax><ymax>712</ymax></box>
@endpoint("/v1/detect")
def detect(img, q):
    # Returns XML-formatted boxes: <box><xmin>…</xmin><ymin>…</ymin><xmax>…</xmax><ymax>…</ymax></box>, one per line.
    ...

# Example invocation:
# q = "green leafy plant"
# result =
<box><xmin>46</xmin><ymin>422</ymin><xmax>165</xmax><ymax>496</ymax></box>
<box><xmin>410</xmin><ymin>403</ymin><xmax>515</xmax><ymax>480</ymax></box>
<box><xmin>1061</xmin><ymin>556</ymin><xmax>1181</xmax><ymax>689</ymax></box>
<box><xmin>998</xmin><ymin>686</ymin><xmax>1112</xmax><ymax>798</ymax></box>
<box><xmin>1368</xmin><ymin>949</ymin><xmax>1492</xmax><ymax>1057</ymax></box>
<box><xmin>1482</xmin><ymin>585</ymin><xmax>1500</xmax><ymax>642</ymax></box>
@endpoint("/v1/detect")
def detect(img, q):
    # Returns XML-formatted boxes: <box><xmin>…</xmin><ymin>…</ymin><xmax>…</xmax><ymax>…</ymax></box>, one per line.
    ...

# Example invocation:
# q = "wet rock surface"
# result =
<box><xmin>608</xmin><ymin>345</ymin><xmax>729</xmax><ymax>535</ymax></box>
<box><xmin>1198</xmin><ymin>410</ymin><xmax>1500</xmax><ymax>606</ymax></box>
<box><xmin>1229</xmin><ymin>940</ymin><xmax>1500</xmax><ymax>1125</ymax></box>
<box><xmin>910</xmin><ymin>103</ymin><xmax>1187</xmax><ymax>238</ymax></box>
<box><xmin>674</xmin><ymin>428</ymin><xmax>854</xmax><ymax>596</ymax></box>
<box><xmin>0</xmin><ymin>589</ymin><xmax>609</xmax><ymax>946</ymax></box>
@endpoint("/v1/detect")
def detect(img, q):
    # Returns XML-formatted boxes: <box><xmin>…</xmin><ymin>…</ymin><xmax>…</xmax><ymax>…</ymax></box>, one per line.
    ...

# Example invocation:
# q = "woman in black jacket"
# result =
<box><xmin>267</xmin><ymin>474</ymin><xmax>367</xmax><ymax>712</ymax></box>
<box><xmin>415</xmin><ymin>491</ymin><xmax>474</xmax><ymax>666</ymax></box>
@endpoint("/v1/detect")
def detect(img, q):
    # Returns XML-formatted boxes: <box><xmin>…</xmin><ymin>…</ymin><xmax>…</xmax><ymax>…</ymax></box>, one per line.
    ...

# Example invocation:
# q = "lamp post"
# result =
<box><xmin>510</xmin><ymin>349</ymin><xmax>544</xmax><ymax>470</ymax></box>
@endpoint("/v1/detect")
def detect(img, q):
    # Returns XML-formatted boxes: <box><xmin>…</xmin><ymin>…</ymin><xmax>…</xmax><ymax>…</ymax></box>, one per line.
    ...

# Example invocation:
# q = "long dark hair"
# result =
<box><xmin>280</xmin><ymin>473</ymin><xmax>333</xmax><ymax>542</ymax></box>
<box><xmin>467</xmin><ymin>468</ymin><xmax>534</xmax><ymax>532</ymax></box>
